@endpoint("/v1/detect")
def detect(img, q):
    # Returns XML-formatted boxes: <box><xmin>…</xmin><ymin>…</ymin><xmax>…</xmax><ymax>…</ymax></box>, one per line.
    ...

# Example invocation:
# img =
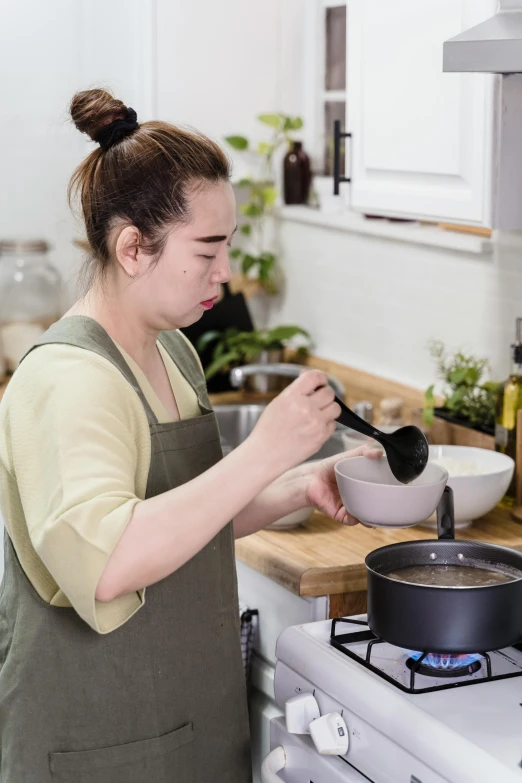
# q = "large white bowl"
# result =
<box><xmin>419</xmin><ymin>445</ymin><xmax>515</xmax><ymax>529</ymax></box>
<box><xmin>335</xmin><ymin>457</ymin><xmax>448</xmax><ymax>528</ymax></box>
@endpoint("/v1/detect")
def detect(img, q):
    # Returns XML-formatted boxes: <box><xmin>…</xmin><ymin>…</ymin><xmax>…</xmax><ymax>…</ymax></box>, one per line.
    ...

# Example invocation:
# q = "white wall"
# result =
<box><xmin>0</xmin><ymin>0</ymin><xmax>158</xmax><ymax>300</ymax></box>
<box><xmin>156</xmin><ymin>0</ymin><xmax>283</xmax><ymax>162</ymax></box>
<box><xmin>269</xmin><ymin>218</ymin><xmax>521</xmax><ymax>389</ymax></box>
<box><xmin>0</xmin><ymin>0</ymin><xmax>283</xmax><ymax>298</ymax></box>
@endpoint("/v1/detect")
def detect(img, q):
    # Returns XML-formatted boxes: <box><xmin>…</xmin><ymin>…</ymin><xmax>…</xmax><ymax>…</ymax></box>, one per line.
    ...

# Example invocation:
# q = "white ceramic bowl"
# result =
<box><xmin>267</xmin><ymin>507</ymin><xmax>314</xmax><ymax>530</ymax></box>
<box><xmin>418</xmin><ymin>445</ymin><xmax>515</xmax><ymax>529</ymax></box>
<box><xmin>334</xmin><ymin>456</ymin><xmax>448</xmax><ymax>528</ymax></box>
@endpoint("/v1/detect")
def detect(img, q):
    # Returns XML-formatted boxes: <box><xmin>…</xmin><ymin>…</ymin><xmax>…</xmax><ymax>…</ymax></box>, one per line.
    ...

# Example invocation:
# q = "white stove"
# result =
<box><xmin>263</xmin><ymin>615</ymin><xmax>522</xmax><ymax>783</ymax></box>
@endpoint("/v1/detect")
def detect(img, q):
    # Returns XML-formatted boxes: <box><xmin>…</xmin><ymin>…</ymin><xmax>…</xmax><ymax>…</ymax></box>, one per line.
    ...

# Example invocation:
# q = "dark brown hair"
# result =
<box><xmin>69</xmin><ymin>89</ymin><xmax>230</xmax><ymax>280</ymax></box>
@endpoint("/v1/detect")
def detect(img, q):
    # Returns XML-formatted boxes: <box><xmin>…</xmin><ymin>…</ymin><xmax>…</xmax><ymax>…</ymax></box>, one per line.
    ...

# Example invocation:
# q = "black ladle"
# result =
<box><xmin>334</xmin><ymin>396</ymin><xmax>429</xmax><ymax>484</ymax></box>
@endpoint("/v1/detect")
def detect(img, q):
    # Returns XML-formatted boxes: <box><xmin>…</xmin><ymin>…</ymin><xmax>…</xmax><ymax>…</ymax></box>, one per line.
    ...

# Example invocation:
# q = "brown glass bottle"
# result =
<box><xmin>283</xmin><ymin>141</ymin><xmax>312</xmax><ymax>205</ymax></box>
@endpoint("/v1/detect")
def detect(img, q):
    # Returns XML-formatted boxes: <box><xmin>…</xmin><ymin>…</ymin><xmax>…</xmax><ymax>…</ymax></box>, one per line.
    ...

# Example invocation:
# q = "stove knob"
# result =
<box><xmin>285</xmin><ymin>692</ymin><xmax>320</xmax><ymax>734</ymax></box>
<box><xmin>309</xmin><ymin>712</ymin><xmax>349</xmax><ymax>756</ymax></box>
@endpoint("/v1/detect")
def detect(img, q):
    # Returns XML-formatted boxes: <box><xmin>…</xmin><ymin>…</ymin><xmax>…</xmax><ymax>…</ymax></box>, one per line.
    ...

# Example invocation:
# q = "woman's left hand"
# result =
<box><xmin>304</xmin><ymin>444</ymin><xmax>383</xmax><ymax>525</ymax></box>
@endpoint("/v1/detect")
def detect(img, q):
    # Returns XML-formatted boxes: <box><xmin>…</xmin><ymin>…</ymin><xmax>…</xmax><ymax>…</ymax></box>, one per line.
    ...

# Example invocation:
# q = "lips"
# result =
<box><xmin>200</xmin><ymin>296</ymin><xmax>218</xmax><ymax>309</ymax></box>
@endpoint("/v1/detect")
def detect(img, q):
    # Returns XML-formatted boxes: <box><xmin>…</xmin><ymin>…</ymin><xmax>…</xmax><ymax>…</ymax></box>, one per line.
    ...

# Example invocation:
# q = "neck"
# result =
<box><xmin>66</xmin><ymin>282</ymin><xmax>160</xmax><ymax>367</ymax></box>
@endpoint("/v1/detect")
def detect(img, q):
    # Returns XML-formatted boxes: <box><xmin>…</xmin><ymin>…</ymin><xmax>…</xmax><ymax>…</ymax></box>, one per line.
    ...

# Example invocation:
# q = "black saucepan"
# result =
<box><xmin>365</xmin><ymin>487</ymin><xmax>522</xmax><ymax>653</ymax></box>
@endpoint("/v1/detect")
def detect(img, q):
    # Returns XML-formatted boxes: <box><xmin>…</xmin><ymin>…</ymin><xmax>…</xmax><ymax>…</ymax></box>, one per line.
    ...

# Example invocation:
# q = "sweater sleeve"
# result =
<box><xmin>5</xmin><ymin>344</ymin><xmax>151</xmax><ymax>633</ymax></box>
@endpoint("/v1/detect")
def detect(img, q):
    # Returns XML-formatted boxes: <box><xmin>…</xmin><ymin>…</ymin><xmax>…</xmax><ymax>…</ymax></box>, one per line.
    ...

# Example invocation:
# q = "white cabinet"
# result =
<box><xmin>346</xmin><ymin>0</ymin><xmax>499</xmax><ymax>225</ymax></box>
<box><xmin>236</xmin><ymin>561</ymin><xmax>329</xmax><ymax>783</ymax></box>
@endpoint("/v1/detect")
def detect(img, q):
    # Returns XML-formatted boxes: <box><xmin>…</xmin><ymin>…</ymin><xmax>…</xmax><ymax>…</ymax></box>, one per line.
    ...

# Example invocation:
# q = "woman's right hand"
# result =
<box><xmin>248</xmin><ymin>370</ymin><xmax>341</xmax><ymax>475</ymax></box>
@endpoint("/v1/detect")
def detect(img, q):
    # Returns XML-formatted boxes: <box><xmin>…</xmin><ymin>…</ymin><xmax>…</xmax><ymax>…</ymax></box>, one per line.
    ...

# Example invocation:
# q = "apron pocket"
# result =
<box><xmin>48</xmin><ymin>722</ymin><xmax>194</xmax><ymax>783</ymax></box>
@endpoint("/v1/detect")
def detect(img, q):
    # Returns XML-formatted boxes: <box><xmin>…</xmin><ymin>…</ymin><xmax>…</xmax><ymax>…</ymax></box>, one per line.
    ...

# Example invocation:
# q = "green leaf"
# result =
<box><xmin>224</xmin><ymin>135</ymin><xmax>249</xmax><ymax>151</ymax></box>
<box><xmin>257</xmin><ymin>141</ymin><xmax>274</xmax><ymax>156</ymax></box>
<box><xmin>257</xmin><ymin>113</ymin><xmax>282</xmax><ymax>129</ymax></box>
<box><xmin>244</xmin><ymin>345</ymin><xmax>262</xmax><ymax>362</ymax></box>
<box><xmin>422</xmin><ymin>407</ymin><xmax>435</xmax><ymax>427</ymax></box>
<box><xmin>229</xmin><ymin>247</ymin><xmax>242</xmax><ymax>259</ymax></box>
<box><xmin>240</xmin><ymin>223</ymin><xmax>252</xmax><ymax>236</ymax></box>
<box><xmin>240</xmin><ymin>203</ymin><xmax>263</xmax><ymax>218</ymax></box>
<box><xmin>446</xmin><ymin>388</ymin><xmax>465</xmax><ymax>410</ymax></box>
<box><xmin>196</xmin><ymin>330</ymin><xmax>222</xmax><ymax>352</ymax></box>
<box><xmin>237</xmin><ymin>178</ymin><xmax>253</xmax><ymax>187</ymax></box>
<box><xmin>266</xmin><ymin>325</ymin><xmax>310</xmax><ymax>344</ymax></box>
<box><xmin>261</xmin><ymin>186</ymin><xmax>278</xmax><ymax>207</ymax></box>
<box><xmin>242</xmin><ymin>254</ymin><xmax>258</xmax><ymax>275</ymax></box>
<box><xmin>258</xmin><ymin>264</ymin><xmax>270</xmax><ymax>282</ymax></box>
<box><xmin>449</xmin><ymin>367</ymin><xmax>467</xmax><ymax>386</ymax></box>
<box><xmin>424</xmin><ymin>384</ymin><xmax>436</xmax><ymax>406</ymax></box>
<box><xmin>214</xmin><ymin>342</ymin><xmax>226</xmax><ymax>360</ymax></box>
<box><xmin>464</xmin><ymin>367</ymin><xmax>480</xmax><ymax>386</ymax></box>
<box><xmin>282</xmin><ymin>116</ymin><xmax>304</xmax><ymax>132</ymax></box>
<box><xmin>261</xmin><ymin>279</ymin><xmax>279</xmax><ymax>295</ymax></box>
<box><xmin>204</xmin><ymin>350</ymin><xmax>241</xmax><ymax>380</ymax></box>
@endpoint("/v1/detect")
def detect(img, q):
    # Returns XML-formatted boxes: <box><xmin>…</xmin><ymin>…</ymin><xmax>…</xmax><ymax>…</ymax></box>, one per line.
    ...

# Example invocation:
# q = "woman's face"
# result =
<box><xmin>122</xmin><ymin>180</ymin><xmax>236</xmax><ymax>331</ymax></box>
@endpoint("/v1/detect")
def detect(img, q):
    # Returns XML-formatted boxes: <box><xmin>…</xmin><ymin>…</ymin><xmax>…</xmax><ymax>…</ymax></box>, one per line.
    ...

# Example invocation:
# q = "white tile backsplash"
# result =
<box><xmin>265</xmin><ymin>216</ymin><xmax>522</xmax><ymax>390</ymax></box>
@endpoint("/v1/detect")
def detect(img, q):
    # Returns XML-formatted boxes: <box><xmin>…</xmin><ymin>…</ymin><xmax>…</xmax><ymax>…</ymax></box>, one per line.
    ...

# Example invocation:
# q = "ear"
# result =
<box><xmin>115</xmin><ymin>226</ymin><xmax>141</xmax><ymax>278</ymax></box>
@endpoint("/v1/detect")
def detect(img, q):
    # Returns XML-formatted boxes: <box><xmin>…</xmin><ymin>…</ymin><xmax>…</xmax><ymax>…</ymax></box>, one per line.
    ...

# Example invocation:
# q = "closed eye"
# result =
<box><xmin>201</xmin><ymin>254</ymin><xmax>217</xmax><ymax>261</ymax></box>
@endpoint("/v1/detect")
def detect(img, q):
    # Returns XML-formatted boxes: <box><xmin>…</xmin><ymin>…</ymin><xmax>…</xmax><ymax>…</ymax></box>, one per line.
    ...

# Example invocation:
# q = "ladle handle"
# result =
<box><xmin>436</xmin><ymin>486</ymin><xmax>455</xmax><ymax>540</ymax></box>
<box><xmin>335</xmin><ymin>397</ymin><xmax>385</xmax><ymax>442</ymax></box>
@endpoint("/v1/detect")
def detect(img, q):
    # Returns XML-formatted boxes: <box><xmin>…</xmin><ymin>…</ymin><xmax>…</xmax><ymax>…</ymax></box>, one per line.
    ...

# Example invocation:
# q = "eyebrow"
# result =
<box><xmin>195</xmin><ymin>226</ymin><xmax>238</xmax><ymax>243</ymax></box>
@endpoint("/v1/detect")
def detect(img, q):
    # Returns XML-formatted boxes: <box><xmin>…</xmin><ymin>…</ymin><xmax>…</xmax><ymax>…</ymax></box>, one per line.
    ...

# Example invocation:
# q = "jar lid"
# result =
<box><xmin>0</xmin><ymin>240</ymin><xmax>50</xmax><ymax>254</ymax></box>
<box><xmin>379</xmin><ymin>396</ymin><xmax>404</xmax><ymax>416</ymax></box>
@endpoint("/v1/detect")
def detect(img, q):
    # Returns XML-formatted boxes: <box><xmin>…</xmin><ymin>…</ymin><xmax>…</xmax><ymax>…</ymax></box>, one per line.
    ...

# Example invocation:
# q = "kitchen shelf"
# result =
<box><xmin>277</xmin><ymin>205</ymin><xmax>494</xmax><ymax>256</ymax></box>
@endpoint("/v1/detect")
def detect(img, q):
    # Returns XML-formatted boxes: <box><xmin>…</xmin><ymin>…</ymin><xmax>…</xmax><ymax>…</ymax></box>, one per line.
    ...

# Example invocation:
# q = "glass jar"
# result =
<box><xmin>0</xmin><ymin>241</ymin><xmax>62</xmax><ymax>372</ymax></box>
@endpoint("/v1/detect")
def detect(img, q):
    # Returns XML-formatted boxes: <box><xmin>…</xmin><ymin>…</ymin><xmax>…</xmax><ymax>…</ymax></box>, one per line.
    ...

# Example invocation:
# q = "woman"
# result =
<box><xmin>0</xmin><ymin>89</ymin><xmax>380</xmax><ymax>782</ymax></box>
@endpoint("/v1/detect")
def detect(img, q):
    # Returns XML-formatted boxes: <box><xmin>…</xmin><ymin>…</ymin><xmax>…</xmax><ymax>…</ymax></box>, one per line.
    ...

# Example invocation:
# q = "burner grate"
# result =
<box><xmin>330</xmin><ymin>618</ymin><xmax>522</xmax><ymax>694</ymax></box>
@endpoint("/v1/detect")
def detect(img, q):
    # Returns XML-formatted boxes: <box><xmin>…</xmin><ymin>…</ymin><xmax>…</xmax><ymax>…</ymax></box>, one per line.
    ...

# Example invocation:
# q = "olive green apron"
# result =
<box><xmin>0</xmin><ymin>316</ymin><xmax>251</xmax><ymax>782</ymax></box>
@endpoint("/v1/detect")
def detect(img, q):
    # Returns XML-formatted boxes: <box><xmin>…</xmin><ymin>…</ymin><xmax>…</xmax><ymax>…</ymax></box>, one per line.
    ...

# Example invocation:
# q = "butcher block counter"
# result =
<box><xmin>235</xmin><ymin>506</ymin><xmax>522</xmax><ymax>617</ymax></box>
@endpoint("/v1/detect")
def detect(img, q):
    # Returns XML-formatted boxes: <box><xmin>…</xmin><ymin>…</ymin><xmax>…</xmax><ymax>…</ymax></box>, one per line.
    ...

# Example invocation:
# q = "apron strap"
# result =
<box><xmin>21</xmin><ymin>316</ymin><xmax>159</xmax><ymax>426</ymax></box>
<box><xmin>158</xmin><ymin>330</ymin><xmax>212</xmax><ymax>413</ymax></box>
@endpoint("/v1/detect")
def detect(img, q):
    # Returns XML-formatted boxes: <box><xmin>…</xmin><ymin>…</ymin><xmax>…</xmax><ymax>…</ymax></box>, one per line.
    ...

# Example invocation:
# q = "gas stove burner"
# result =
<box><xmin>406</xmin><ymin>651</ymin><xmax>482</xmax><ymax>678</ymax></box>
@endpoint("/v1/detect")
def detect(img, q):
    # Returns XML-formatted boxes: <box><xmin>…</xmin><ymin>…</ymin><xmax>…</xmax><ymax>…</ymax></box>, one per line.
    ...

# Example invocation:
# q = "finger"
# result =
<box><xmin>336</xmin><ymin>506</ymin><xmax>359</xmax><ymax>526</ymax></box>
<box><xmin>337</xmin><ymin>444</ymin><xmax>383</xmax><ymax>459</ymax></box>
<box><xmin>364</xmin><ymin>447</ymin><xmax>384</xmax><ymax>459</ymax></box>
<box><xmin>311</xmin><ymin>385</ymin><xmax>335</xmax><ymax>410</ymax></box>
<box><xmin>295</xmin><ymin>369</ymin><xmax>329</xmax><ymax>395</ymax></box>
<box><xmin>320</xmin><ymin>400</ymin><xmax>342</xmax><ymax>421</ymax></box>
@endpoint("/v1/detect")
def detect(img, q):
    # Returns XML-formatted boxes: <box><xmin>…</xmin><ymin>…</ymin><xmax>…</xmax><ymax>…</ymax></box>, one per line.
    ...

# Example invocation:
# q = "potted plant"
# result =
<box><xmin>422</xmin><ymin>341</ymin><xmax>499</xmax><ymax>436</ymax></box>
<box><xmin>198</xmin><ymin>325</ymin><xmax>311</xmax><ymax>393</ymax></box>
<box><xmin>225</xmin><ymin>113</ymin><xmax>304</xmax><ymax>295</ymax></box>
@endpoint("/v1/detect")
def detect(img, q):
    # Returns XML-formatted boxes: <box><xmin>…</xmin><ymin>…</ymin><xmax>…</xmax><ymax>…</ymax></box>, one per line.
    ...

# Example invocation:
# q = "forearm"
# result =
<box><xmin>96</xmin><ymin>436</ymin><xmax>283</xmax><ymax>601</ymax></box>
<box><xmin>233</xmin><ymin>463</ymin><xmax>313</xmax><ymax>538</ymax></box>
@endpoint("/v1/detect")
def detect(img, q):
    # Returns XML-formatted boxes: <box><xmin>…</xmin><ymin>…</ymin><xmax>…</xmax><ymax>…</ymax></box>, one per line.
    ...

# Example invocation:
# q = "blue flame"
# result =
<box><xmin>408</xmin><ymin>651</ymin><xmax>482</xmax><ymax>670</ymax></box>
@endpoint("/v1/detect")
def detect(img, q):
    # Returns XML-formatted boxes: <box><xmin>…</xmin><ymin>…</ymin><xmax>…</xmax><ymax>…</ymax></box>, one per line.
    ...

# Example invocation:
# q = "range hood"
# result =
<box><xmin>444</xmin><ymin>1</ymin><xmax>522</xmax><ymax>73</ymax></box>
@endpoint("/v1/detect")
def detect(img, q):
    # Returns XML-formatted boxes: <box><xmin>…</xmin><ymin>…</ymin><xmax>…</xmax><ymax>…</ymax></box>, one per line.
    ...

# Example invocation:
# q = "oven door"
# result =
<box><xmin>264</xmin><ymin>717</ymin><xmax>372</xmax><ymax>783</ymax></box>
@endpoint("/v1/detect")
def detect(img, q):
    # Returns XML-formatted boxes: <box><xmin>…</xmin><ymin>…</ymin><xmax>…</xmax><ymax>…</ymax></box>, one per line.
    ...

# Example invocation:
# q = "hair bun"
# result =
<box><xmin>70</xmin><ymin>89</ymin><xmax>128</xmax><ymax>142</ymax></box>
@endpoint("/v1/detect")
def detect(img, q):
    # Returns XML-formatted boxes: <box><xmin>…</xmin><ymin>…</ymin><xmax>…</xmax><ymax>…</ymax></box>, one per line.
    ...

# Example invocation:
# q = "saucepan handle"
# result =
<box><xmin>436</xmin><ymin>485</ymin><xmax>455</xmax><ymax>540</ymax></box>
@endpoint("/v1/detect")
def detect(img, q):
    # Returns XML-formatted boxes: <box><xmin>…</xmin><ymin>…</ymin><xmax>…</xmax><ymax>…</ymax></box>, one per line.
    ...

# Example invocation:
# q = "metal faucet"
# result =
<box><xmin>229</xmin><ymin>363</ymin><xmax>346</xmax><ymax>399</ymax></box>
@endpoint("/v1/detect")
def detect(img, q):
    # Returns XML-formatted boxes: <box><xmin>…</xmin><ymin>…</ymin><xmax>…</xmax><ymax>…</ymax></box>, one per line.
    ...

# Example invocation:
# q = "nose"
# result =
<box><xmin>211</xmin><ymin>247</ymin><xmax>231</xmax><ymax>285</ymax></box>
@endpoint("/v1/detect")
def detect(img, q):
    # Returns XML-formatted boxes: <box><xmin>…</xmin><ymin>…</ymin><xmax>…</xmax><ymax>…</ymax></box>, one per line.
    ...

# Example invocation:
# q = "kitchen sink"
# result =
<box><xmin>214</xmin><ymin>403</ymin><xmax>361</xmax><ymax>461</ymax></box>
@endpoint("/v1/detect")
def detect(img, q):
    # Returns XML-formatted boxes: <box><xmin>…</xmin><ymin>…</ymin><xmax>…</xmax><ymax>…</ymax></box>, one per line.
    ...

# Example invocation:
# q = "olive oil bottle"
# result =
<box><xmin>496</xmin><ymin>318</ymin><xmax>522</xmax><ymax>506</ymax></box>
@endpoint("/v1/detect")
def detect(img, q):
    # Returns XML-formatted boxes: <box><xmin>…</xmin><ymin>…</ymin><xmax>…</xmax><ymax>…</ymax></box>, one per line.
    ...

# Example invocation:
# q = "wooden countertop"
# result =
<box><xmin>235</xmin><ymin>506</ymin><xmax>522</xmax><ymax>597</ymax></box>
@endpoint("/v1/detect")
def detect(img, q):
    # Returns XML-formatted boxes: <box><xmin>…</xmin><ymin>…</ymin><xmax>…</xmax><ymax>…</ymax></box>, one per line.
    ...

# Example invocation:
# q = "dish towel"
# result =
<box><xmin>239</xmin><ymin>603</ymin><xmax>258</xmax><ymax>681</ymax></box>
